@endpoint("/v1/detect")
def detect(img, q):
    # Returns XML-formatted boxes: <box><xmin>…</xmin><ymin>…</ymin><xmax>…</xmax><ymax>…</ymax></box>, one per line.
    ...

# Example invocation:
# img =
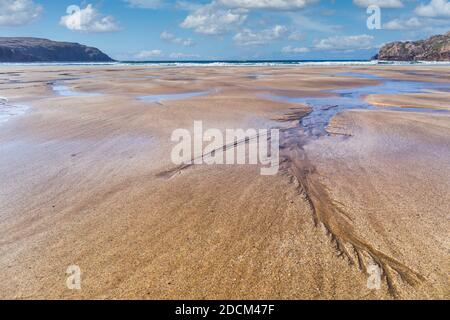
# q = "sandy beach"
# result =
<box><xmin>0</xmin><ymin>65</ymin><xmax>449</xmax><ymax>300</ymax></box>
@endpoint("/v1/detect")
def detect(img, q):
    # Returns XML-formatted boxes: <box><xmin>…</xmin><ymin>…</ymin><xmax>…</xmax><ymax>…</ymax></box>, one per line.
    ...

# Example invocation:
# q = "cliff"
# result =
<box><xmin>374</xmin><ymin>32</ymin><xmax>450</xmax><ymax>62</ymax></box>
<box><xmin>0</xmin><ymin>37</ymin><xmax>114</xmax><ymax>62</ymax></box>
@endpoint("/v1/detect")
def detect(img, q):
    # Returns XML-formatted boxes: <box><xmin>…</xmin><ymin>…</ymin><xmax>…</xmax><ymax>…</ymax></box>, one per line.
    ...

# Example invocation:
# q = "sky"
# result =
<box><xmin>0</xmin><ymin>0</ymin><xmax>449</xmax><ymax>60</ymax></box>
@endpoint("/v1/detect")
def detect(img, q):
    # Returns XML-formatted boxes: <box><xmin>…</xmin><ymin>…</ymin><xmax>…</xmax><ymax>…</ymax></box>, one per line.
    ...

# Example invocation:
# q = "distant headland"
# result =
<box><xmin>374</xmin><ymin>31</ymin><xmax>450</xmax><ymax>62</ymax></box>
<box><xmin>0</xmin><ymin>37</ymin><xmax>114</xmax><ymax>63</ymax></box>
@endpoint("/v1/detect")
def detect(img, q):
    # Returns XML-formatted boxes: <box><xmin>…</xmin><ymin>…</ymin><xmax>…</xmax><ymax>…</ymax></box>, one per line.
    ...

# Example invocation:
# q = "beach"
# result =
<box><xmin>0</xmin><ymin>64</ymin><xmax>449</xmax><ymax>299</ymax></box>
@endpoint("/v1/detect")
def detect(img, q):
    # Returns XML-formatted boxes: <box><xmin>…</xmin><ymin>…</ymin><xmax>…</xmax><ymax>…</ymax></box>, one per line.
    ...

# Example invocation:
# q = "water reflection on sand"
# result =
<box><xmin>138</xmin><ymin>91</ymin><xmax>210</xmax><ymax>103</ymax></box>
<box><xmin>263</xmin><ymin>73</ymin><xmax>450</xmax><ymax>136</ymax></box>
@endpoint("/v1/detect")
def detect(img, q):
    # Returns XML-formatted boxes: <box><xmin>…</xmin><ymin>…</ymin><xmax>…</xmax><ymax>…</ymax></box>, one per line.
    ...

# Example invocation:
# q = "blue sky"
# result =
<box><xmin>1</xmin><ymin>0</ymin><xmax>449</xmax><ymax>60</ymax></box>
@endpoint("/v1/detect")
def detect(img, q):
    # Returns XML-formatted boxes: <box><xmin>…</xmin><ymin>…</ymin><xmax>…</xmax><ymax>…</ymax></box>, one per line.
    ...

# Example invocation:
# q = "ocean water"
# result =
<box><xmin>1</xmin><ymin>60</ymin><xmax>450</xmax><ymax>67</ymax></box>
<box><xmin>118</xmin><ymin>60</ymin><xmax>450</xmax><ymax>67</ymax></box>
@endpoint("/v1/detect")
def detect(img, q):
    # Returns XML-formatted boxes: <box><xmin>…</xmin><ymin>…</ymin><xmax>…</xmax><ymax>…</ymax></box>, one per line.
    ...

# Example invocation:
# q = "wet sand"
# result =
<box><xmin>0</xmin><ymin>65</ymin><xmax>449</xmax><ymax>299</ymax></box>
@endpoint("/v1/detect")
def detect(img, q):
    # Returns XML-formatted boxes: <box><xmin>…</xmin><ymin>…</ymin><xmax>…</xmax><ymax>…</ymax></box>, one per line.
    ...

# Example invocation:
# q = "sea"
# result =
<box><xmin>1</xmin><ymin>60</ymin><xmax>450</xmax><ymax>67</ymax></box>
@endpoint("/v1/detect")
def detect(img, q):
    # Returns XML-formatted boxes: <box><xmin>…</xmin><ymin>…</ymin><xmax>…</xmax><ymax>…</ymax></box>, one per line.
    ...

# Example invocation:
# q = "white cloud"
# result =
<box><xmin>180</xmin><ymin>0</ymin><xmax>317</xmax><ymax>35</ymax></box>
<box><xmin>175</xmin><ymin>0</ymin><xmax>203</xmax><ymax>11</ymax></box>
<box><xmin>415</xmin><ymin>0</ymin><xmax>450</xmax><ymax>17</ymax></box>
<box><xmin>60</xmin><ymin>4</ymin><xmax>120</xmax><ymax>33</ymax></box>
<box><xmin>180</xmin><ymin>2</ymin><xmax>247</xmax><ymax>35</ymax></box>
<box><xmin>134</xmin><ymin>49</ymin><xmax>163</xmax><ymax>59</ymax></box>
<box><xmin>219</xmin><ymin>0</ymin><xmax>318</xmax><ymax>10</ymax></box>
<box><xmin>382</xmin><ymin>1</ymin><xmax>450</xmax><ymax>31</ymax></box>
<box><xmin>282</xmin><ymin>45</ymin><xmax>310</xmax><ymax>53</ymax></box>
<box><xmin>0</xmin><ymin>0</ymin><xmax>42</xmax><ymax>26</ymax></box>
<box><xmin>234</xmin><ymin>25</ymin><xmax>287</xmax><ymax>45</ymax></box>
<box><xmin>161</xmin><ymin>31</ymin><xmax>195</xmax><ymax>46</ymax></box>
<box><xmin>289</xmin><ymin>13</ymin><xmax>341</xmax><ymax>32</ymax></box>
<box><xmin>169</xmin><ymin>52</ymin><xmax>200</xmax><ymax>59</ymax></box>
<box><xmin>383</xmin><ymin>17</ymin><xmax>424</xmax><ymax>30</ymax></box>
<box><xmin>124</xmin><ymin>0</ymin><xmax>163</xmax><ymax>9</ymax></box>
<box><xmin>128</xmin><ymin>50</ymin><xmax>200</xmax><ymax>60</ymax></box>
<box><xmin>314</xmin><ymin>34</ymin><xmax>375</xmax><ymax>50</ymax></box>
<box><xmin>288</xmin><ymin>31</ymin><xmax>305</xmax><ymax>41</ymax></box>
<box><xmin>353</xmin><ymin>0</ymin><xmax>403</xmax><ymax>8</ymax></box>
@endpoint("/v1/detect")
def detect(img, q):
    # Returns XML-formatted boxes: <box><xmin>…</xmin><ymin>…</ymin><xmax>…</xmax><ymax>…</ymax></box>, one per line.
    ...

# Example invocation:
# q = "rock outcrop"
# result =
<box><xmin>0</xmin><ymin>37</ymin><xmax>114</xmax><ymax>62</ymax></box>
<box><xmin>374</xmin><ymin>31</ymin><xmax>450</xmax><ymax>61</ymax></box>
